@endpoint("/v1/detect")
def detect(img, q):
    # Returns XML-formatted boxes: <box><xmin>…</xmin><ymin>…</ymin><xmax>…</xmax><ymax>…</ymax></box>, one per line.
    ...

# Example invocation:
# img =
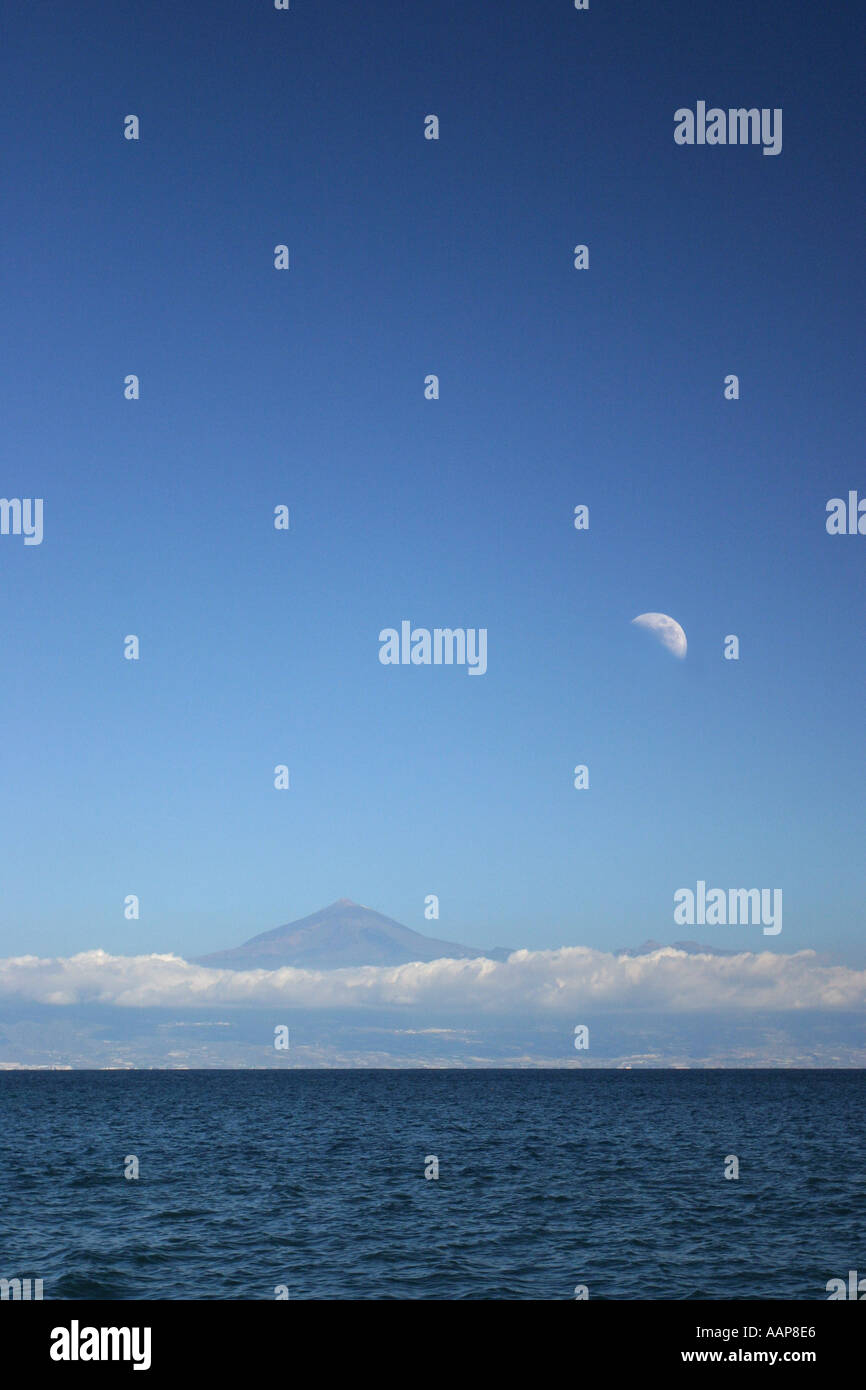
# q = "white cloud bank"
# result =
<box><xmin>0</xmin><ymin>945</ymin><xmax>864</xmax><ymax>1013</ymax></box>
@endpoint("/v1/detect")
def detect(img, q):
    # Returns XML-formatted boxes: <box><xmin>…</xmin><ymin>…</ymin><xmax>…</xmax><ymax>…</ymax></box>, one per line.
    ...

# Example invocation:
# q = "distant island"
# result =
<box><xmin>193</xmin><ymin>899</ymin><xmax>744</xmax><ymax>973</ymax></box>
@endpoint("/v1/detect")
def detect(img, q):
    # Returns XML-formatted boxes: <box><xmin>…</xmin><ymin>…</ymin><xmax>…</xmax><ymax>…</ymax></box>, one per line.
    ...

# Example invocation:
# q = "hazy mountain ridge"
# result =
<box><xmin>616</xmin><ymin>939</ymin><xmax>744</xmax><ymax>958</ymax></box>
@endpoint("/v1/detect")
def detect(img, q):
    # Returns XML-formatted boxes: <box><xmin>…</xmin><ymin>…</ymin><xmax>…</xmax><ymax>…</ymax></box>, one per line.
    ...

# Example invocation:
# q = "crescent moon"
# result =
<box><xmin>631</xmin><ymin>612</ymin><xmax>687</xmax><ymax>659</ymax></box>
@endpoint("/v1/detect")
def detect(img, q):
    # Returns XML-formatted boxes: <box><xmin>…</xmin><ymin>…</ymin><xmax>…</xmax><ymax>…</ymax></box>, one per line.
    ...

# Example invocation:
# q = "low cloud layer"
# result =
<box><xmin>0</xmin><ymin>945</ymin><xmax>864</xmax><ymax>1013</ymax></box>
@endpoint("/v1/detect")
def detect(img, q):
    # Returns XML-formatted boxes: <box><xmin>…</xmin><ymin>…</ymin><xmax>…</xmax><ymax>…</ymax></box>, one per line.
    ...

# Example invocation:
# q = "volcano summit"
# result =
<box><xmin>193</xmin><ymin>899</ymin><xmax>511</xmax><ymax>972</ymax></box>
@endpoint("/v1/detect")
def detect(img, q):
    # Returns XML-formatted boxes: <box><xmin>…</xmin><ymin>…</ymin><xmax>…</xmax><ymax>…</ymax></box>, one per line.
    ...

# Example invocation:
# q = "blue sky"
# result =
<box><xmin>1</xmin><ymin>0</ymin><xmax>863</xmax><ymax>966</ymax></box>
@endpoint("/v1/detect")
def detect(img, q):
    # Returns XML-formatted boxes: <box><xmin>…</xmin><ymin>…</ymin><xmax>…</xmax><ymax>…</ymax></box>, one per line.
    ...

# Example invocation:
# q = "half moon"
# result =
<box><xmin>631</xmin><ymin>612</ymin><xmax>687</xmax><ymax>659</ymax></box>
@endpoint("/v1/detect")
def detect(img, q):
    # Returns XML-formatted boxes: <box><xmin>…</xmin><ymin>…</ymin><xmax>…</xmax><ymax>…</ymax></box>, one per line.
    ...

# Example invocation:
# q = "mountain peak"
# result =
<box><xmin>193</xmin><ymin>900</ymin><xmax>510</xmax><ymax>971</ymax></box>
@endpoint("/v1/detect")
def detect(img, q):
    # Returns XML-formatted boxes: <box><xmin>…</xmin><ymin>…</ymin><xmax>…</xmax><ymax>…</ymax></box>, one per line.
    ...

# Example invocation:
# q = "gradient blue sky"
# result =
<box><xmin>2</xmin><ymin>0</ymin><xmax>863</xmax><ymax>963</ymax></box>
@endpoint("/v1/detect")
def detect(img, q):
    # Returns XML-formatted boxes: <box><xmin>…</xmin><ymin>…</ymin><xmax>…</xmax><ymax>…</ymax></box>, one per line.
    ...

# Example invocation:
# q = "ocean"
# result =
<box><xmin>1</xmin><ymin>1069</ymin><xmax>862</xmax><ymax>1300</ymax></box>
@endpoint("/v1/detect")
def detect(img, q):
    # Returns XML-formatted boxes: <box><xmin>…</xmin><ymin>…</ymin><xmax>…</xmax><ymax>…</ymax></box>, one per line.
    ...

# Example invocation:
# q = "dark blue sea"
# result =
<box><xmin>1</xmin><ymin>1070</ymin><xmax>863</xmax><ymax>1300</ymax></box>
